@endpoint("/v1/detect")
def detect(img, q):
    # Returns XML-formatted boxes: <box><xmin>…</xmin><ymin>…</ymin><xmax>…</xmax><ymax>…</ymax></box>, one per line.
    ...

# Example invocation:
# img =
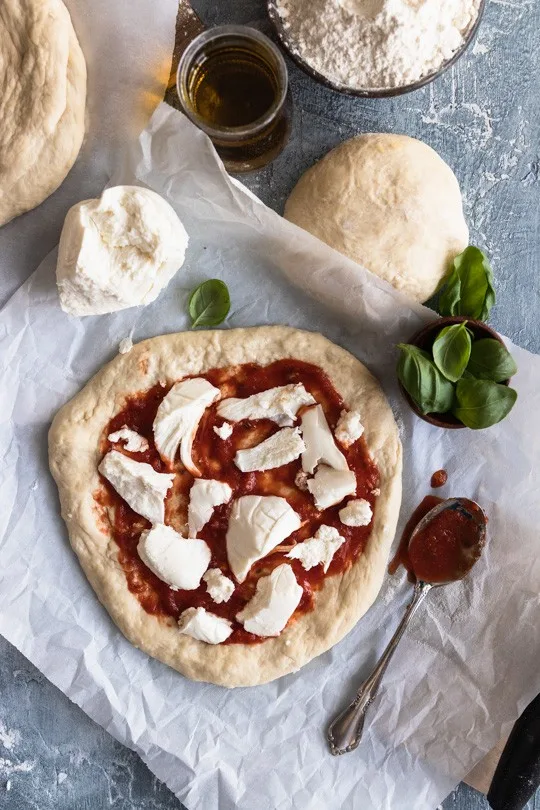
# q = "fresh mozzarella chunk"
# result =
<box><xmin>213</xmin><ymin>422</ymin><xmax>233</xmax><ymax>440</ymax></box>
<box><xmin>295</xmin><ymin>470</ymin><xmax>309</xmax><ymax>491</ymax></box>
<box><xmin>188</xmin><ymin>479</ymin><xmax>232</xmax><ymax>538</ymax></box>
<box><xmin>137</xmin><ymin>524</ymin><xmax>210</xmax><ymax>590</ymax></box>
<box><xmin>236</xmin><ymin>564</ymin><xmax>302</xmax><ymax>637</ymax></box>
<box><xmin>226</xmin><ymin>495</ymin><xmax>301</xmax><ymax>583</ymax></box>
<box><xmin>118</xmin><ymin>336</ymin><xmax>133</xmax><ymax>354</ymax></box>
<box><xmin>98</xmin><ymin>450</ymin><xmax>174</xmax><ymax>524</ymax></box>
<box><xmin>217</xmin><ymin>384</ymin><xmax>315</xmax><ymax>427</ymax></box>
<box><xmin>339</xmin><ymin>498</ymin><xmax>373</xmax><ymax>527</ymax></box>
<box><xmin>300</xmin><ymin>404</ymin><xmax>348</xmax><ymax>473</ymax></box>
<box><xmin>234</xmin><ymin>427</ymin><xmax>305</xmax><ymax>472</ymax></box>
<box><xmin>203</xmin><ymin>568</ymin><xmax>235</xmax><ymax>604</ymax></box>
<box><xmin>178</xmin><ymin>607</ymin><xmax>233</xmax><ymax>644</ymax></box>
<box><xmin>153</xmin><ymin>378</ymin><xmax>220</xmax><ymax>474</ymax></box>
<box><xmin>287</xmin><ymin>525</ymin><xmax>345</xmax><ymax>572</ymax></box>
<box><xmin>335</xmin><ymin>410</ymin><xmax>364</xmax><ymax>447</ymax></box>
<box><xmin>307</xmin><ymin>465</ymin><xmax>357</xmax><ymax>510</ymax></box>
<box><xmin>107</xmin><ymin>426</ymin><xmax>149</xmax><ymax>453</ymax></box>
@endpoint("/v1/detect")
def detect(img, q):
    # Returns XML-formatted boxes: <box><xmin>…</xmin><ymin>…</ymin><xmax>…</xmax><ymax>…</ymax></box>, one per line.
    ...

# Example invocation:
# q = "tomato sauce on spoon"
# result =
<box><xmin>389</xmin><ymin>496</ymin><xmax>487</xmax><ymax>584</ymax></box>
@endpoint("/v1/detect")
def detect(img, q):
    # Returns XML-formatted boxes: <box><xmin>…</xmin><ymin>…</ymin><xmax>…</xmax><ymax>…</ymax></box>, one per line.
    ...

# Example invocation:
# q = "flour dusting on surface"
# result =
<box><xmin>0</xmin><ymin>758</ymin><xmax>35</xmax><ymax>776</ymax></box>
<box><xmin>273</xmin><ymin>0</ymin><xmax>482</xmax><ymax>89</ymax></box>
<box><xmin>0</xmin><ymin>723</ymin><xmax>20</xmax><ymax>752</ymax></box>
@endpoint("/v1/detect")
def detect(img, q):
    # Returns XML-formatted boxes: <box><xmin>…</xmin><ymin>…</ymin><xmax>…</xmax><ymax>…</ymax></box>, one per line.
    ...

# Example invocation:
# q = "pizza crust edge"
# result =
<box><xmin>48</xmin><ymin>326</ymin><xmax>402</xmax><ymax>687</ymax></box>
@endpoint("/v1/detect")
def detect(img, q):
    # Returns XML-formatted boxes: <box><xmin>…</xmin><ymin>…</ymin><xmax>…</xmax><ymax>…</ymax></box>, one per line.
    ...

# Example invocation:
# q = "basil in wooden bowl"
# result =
<box><xmin>397</xmin><ymin>247</ymin><xmax>518</xmax><ymax>430</ymax></box>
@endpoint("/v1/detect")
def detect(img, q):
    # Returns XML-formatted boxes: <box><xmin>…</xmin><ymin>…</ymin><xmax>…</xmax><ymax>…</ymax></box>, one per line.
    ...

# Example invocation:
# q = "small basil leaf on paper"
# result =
<box><xmin>397</xmin><ymin>343</ymin><xmax>454</xmax><ymax>415</ymax></box>
<box><xmin>467</xmin><ymin>338</ymin><xmax>518</xmax><ymax>382</ymax></box>
<box><xmin>189</xmin><ymin>279</ymin><xmax>230</xmax><ymax>328</ymax></box>
<box><xmin>453</xmin><ymin>378</ymin><xmax>517</xmax><ymax>429</ymax></box>
<box><xmin>432</xmin><ymin>322</ymin><xmax>472</xmax><ymax>382</ymax></box>
<box><xmin>439</xmin><ymin>246</ymin><xmax>496</xmax><ymax>320</ymax></box>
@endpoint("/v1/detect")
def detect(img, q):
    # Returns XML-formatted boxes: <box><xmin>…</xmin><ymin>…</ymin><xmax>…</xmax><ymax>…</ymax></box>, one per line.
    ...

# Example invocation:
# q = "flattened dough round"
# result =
<box><xmin>49</xmin><ymin>327</ymin><xmax>402</xmax><ymax>688</ymax></box>
<box><xmin>284</xmin><ymin>134</ymin><xmax>469</xmax><ymax>304</ymax></box>
<box><xmin>0</xmin><ymin>0</ymin><xmax>86</xmax><ymax>226</ymax></box>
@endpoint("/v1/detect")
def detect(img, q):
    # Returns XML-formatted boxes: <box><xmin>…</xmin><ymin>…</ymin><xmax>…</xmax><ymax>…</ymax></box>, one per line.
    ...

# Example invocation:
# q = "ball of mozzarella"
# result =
<box><xmin>56</xmin><ymin>185</ymin><xmax>188</xmax><ymax>316</ymax></box>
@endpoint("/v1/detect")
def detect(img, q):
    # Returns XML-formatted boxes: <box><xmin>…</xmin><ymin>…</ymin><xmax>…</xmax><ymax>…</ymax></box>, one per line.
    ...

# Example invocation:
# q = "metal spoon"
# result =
<box><xmin>327</xmin><ymin>497</ymin><xmax>487</xmax><ymax>756</ymax></box>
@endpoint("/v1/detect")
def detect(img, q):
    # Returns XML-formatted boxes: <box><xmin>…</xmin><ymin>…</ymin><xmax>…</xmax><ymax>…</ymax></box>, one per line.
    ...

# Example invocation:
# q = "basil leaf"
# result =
<box><xmin>189</xmin><ymin>279</ymin><xmax>230</xmax><ymax>328</ymax></box>
<box><xmin>466</xmin><ymin>338</ymin><xmax>518</xmax><ymax>382</ymax></box>
<box><xmin>453</xmin><ymin>379</ymin><xmax>517</xmax><ymax>429</ymax></box>
<box><xmin>439</xmin><ymin>246</ymin><xmax>496</xmax><ymax>320</ymax></box>
<box><xmin>397</xmin><ymin>343</ymin><xmax>454</xmax><ymax>415</ymax></box>
<box><xmin>432</xmin><ymin>322</ymin><xmax>472</xmax><ymax>382</ymax></box>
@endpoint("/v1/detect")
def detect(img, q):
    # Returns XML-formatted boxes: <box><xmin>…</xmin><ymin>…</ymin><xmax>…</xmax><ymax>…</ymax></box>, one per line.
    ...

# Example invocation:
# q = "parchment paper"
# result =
<box><xmin>1</xmin><ymin>103</ymin><xmax>540</xmax><ymax>810</ymax></box>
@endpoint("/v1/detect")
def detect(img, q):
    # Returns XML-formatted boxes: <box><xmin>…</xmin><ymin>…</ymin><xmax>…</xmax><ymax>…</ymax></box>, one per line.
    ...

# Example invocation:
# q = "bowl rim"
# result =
<box><xmin>399</xmin><ymin>316</ymin><xmax>511</xmax><ymax>430</ymax></box>
<box><xmin>266</xmin><ymin>0</ymin><xmax>486</xmax><ymax>98</ymax></box>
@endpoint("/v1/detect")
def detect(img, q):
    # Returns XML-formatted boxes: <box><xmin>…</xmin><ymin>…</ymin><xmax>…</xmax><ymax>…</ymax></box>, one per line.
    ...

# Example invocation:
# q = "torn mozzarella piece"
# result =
<box><xmin>137</xmin><ymin>524</ymin><xmax>211</xmax><ymax>590</ymax></box>
<box><xmin>307</xmin><ymin>465</ymin><xmax>357</xmax><ymax>510</ymax></box>
<box><xmin>236</xmin><ymin>564</ymin><xmax>302</xmax><ymax>637</ymax></box>
<box><xmin>339</xmin><ymin>498</ymin><xmax>373</xmax><ymax>527</ymax></box>
<box><xmin>226</xmin><ymin>495</ymin><xmax>301</xmax><ymax>583</ymax></box>
<box><xmin>153</xmin><ymin>378</ymin><xmax>220</xmax><ymax>474</ymax></box>
<box><xmin>98</xmin><ymin>450</ymin><xmax>174</xmax><ymax>524</ymax></box>
<box><xmin>335</xmin><ymin>410</ymin><xmax>364</xmax><ymax>447</ymax></box>
<box><xmin>300</xmin><ymin>404</ymin><xmax>348</xmax><ymax>473</ymax></box>
<box><xmin>118</xmin><ymin>336</ymin><xmax>133</xmax><ymax>354</ymax></box>
<box><xmin>213</xmin><ymin>421</ymin><xmax>233</xmax><ymax>440</ymax></box>
<box><xmin>187</xmin><ymin>479</ymin><xmax>232</xmax><ymax>538</ymax></box>
<box><xmin>286</xmin><ymin>525</ymin><xmax>345</xmax><ymax>572</ymax></box>
<box><xmin>178</xmin><ymin>607</ymin><xmax>233</xmax><ymax>644</ymax></box>
<box><xmin>217</xmin><ymin>384</ymin><xmax>315</xmax><ymax>427</ymax></box>
<box><xmin>234</xmin><ymin>427</ymin><xmax>305</xmax><ymax>472</ymax></box>
<box><xmin>107</xmin><ymin>426</ymin><xmax>149</xmax><ymax>453</ymax></box>
<box><xmin>203</xmin><ymin>568</ymin><xmax>235</xmax><ymax>604</ymax></box>
<box><xmin>295</xmin><ymin>470</ymin><xmax>309</xmax><ymax>491</ymax></box>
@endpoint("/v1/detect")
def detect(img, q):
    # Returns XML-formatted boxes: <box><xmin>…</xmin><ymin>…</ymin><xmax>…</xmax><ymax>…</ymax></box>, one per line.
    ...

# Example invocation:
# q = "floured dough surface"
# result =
<box><xmin>0</xmin><ymin>0</ymin><xmax>86</xmax><ymax>226</ymax></box>
<box><xmin>284</xmin><ymin>134</ymin><xmax>469</xmax><ymax>303</ymax></box>
<box><xmin>49</xmin><ymin>327</ymin><xmax>402</xmax><ymax>688</ymax></box>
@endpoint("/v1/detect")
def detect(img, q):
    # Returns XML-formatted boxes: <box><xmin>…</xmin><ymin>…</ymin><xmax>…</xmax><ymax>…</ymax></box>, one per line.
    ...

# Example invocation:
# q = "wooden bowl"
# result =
<box><xmin>399</xmin><ymin>316</ymin><xmax>510</xmax><ymax>429</ymax></box>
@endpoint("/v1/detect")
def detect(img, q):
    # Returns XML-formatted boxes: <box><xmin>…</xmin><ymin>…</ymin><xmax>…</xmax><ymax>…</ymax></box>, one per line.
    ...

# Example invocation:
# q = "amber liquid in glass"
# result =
<box><xmin>183</xmin><ymin>33</ymin><xmax>292</xmax><ymax>172</ymax></box>
<box><xmin>190</xmin><ymin>46</ymin><xmax>277</xmax><ymax>128</ymax></box>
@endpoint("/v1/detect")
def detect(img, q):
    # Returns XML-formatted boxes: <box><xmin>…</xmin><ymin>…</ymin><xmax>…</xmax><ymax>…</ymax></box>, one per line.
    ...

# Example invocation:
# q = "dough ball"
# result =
<box><xmin>0</xmin><ymin>0</ymin><xmax>86</xmax><ymax>227</ymax></box>
<box><xmin>284</xmin><ymin>134</ymin><xmax>469</xmax><ymax>303</ymax></box>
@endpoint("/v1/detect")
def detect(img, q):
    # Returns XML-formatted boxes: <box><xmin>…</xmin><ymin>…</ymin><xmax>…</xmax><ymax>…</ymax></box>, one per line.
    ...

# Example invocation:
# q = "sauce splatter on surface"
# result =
<box><xmin>431</xmin><ymin>469</ymin><xmax>448</xmax><ymax>488</ymax></box>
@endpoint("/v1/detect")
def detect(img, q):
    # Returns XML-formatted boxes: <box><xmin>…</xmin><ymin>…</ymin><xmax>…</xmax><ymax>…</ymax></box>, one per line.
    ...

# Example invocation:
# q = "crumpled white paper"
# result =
<box><xmin>1</xmin><ymin>102</ymin><xmax>540</xmax><ymax>810</ymax></box>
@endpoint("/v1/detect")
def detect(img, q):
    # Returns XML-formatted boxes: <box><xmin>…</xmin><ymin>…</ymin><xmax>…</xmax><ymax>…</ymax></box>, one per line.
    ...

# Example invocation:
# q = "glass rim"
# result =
<box><xmin>176</xmin><ymin>25</ymin><xmax>289</xmax><ymax>140</ymax></box>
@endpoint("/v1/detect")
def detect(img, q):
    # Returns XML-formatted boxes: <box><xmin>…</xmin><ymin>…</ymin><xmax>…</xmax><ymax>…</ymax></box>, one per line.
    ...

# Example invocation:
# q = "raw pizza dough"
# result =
<box><xmin>284</xmin><ymin>134</ymin><xmax>469</xmax><ymax>304</ymax></box>
<box><xmin>49</xmin><ymin>327</ymin><xmax>402</xmax><ymax>687</ymax></box>
<box><xmin>0</xmin><ymin>0</ymin><xmax>87</xmax><ymax>227</ymax></box>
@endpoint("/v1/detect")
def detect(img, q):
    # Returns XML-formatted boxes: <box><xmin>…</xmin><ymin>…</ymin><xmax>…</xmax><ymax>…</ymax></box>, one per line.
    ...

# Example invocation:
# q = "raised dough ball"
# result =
<box><xmin>0</xmin><ymin>0</ymin><xmax>86</xmax><ymax>227</ymax></box>
<box><xmin>56</xmin><ymin>186</ymin><xmax>189</xmax><ymax>316</ymax></box>
<box><xmin>284</xmin><ymin>134</ymin><xmax>469</xmax><ymax>304</ymax></box>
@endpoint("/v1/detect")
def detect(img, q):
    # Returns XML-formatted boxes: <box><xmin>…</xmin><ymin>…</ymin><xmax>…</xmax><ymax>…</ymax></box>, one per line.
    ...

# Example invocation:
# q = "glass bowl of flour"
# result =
<box><xmin>267</xmin><ymin>0</ymin><xmax>486</xmax><ymax>97</ymax></box>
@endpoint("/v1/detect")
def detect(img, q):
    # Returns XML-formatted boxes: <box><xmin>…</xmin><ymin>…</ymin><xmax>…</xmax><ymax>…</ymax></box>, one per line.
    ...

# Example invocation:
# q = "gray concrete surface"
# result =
<box><xmin>1</xmin><ymin>0</ymin><xmax>539</xmax><ymax>807</ymax></box>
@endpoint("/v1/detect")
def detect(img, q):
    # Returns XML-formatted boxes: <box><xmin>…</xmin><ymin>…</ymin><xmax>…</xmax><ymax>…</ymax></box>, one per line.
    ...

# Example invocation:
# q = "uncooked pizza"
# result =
<box><xmin>49</xmin><ymin>327</ymin><xmax>402</xmax><ymax>687</ymax></box>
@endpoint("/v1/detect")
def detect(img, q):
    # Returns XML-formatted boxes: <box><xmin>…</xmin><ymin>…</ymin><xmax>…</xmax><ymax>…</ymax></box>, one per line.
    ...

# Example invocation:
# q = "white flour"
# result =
<box><xmin>274</xmin><ymin>0</ymin><xmax>482</xmax><ymax>90</ymax></box>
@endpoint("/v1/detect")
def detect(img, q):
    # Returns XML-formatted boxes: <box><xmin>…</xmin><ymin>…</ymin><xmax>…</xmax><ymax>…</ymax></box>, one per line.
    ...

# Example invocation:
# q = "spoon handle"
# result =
<box><xmin>327</xmin><ymin>581</ymin><xmax>432</xmax><ymax>755</ymax></box>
